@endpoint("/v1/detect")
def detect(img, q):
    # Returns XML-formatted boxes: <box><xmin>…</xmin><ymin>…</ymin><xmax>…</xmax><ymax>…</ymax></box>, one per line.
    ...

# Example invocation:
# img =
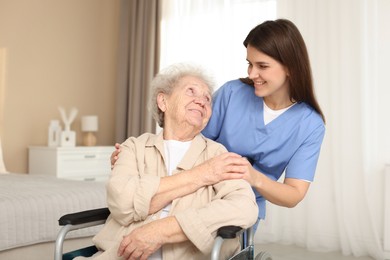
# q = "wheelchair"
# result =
<box><xmin>54</xmin><ymin>208</ymin><xmax>272</xmax><ymax>260</ymax></box>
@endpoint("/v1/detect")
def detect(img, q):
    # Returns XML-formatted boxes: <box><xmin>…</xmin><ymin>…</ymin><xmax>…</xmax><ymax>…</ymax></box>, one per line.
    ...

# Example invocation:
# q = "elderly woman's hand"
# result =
<box><xmin>117</xmin><ymin>217</ymin><xmax>187</xmax><ymax>260</ymax></box>
<box><xmin>117</xmin><ymin>223</ymin><xmax>163</xmax><ymax>260</ymax></box>
<box><xmin>195</xmin><ymin>152</ymin><xmax>250</xmax><ymax>186</ymax></box>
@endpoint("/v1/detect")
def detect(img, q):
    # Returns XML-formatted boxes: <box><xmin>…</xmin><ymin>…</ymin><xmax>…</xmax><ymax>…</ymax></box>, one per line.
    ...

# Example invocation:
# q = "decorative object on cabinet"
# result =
<box><xmin>81</xmin><ymin>115</ymin><xmax>98</xmax><ymax>146</ymax></box>
<box><xmin>58</xmin><ymin>106</ymin><xmax>78</xmax><ymax>147</ymax></box>
<box><xmin>28</xmin><ymin>146</ymin><xmax>113</xmax><ymax>181</ymax></box>
<box><xmin>48</xmin><ymin>120</ymin><xmax>62</xmax><ymax>147</ymax></box>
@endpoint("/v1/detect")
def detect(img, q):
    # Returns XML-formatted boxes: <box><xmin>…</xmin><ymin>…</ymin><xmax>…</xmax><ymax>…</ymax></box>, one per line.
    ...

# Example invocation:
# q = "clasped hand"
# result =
<box><xmin>110</xmin><ymin>145</ymin><xmax>255</xmax><ymax>187</ymax></box>
<box><xmin>195</xmin><ymin>152</ymin><xmax>253</xmax><ymax>186</ymax></box>
<box><xmin>117</xmin><ymin>221</ymin><xmax>163</xmax><ymax>260</ymax></box>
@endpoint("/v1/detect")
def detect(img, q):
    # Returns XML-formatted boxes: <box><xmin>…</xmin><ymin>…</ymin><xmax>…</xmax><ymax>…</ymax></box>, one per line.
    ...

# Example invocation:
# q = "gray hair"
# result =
<box><xmin>149</xmin><ymin>63</ymin><xmax>215</xmax><ymax>127</ymax></box>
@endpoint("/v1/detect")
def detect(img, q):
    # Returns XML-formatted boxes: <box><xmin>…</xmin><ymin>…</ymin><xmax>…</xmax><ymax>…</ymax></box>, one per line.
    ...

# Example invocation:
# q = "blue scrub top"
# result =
<box><xmin>202</xmin><ymin>79</ymin><xmax>325</xmax><ymax>220</ymax></box>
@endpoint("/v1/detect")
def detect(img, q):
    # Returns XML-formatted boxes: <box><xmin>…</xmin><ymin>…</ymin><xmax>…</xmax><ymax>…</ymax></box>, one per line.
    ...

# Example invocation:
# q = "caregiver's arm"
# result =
<box><xmin>248</xmin><ymin>125</ymin><xmax>323</xmax><ymax>208</ymax></box>
<box><xmin>148</xmin><ymin>152</ymin><xmax>248</xmax><ymax>214</ymax></box>
<box><xmin>247</xmin><ymin>165</ymin><xmax>310</xmax><ymax>208</ymax></box>
<box><xmin>110</xmin><ymin>145</ymin><xmax>249</xmax><ymax>214</ymax></box>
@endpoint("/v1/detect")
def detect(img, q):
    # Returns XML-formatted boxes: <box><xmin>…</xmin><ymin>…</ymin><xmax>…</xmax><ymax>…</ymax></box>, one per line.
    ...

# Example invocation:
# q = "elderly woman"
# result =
<box><xmin>87</xmin><ymin>63</ymin><xmax>257</xmax><ymax>260</ymax></box>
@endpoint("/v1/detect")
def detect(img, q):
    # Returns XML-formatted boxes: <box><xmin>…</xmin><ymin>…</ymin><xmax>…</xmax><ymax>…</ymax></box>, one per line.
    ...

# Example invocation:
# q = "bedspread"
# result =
<box><xmin>0</xmin><ymin>173</ymin><xmax>107</xmax><ymax>251</ymax></box>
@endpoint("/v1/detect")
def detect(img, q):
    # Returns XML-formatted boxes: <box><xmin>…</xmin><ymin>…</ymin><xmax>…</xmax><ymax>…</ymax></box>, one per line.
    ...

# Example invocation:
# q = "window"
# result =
<box><xmin>160</xmin><ymin>0</ymin><xmax>276</xmax><ymax>88</ymax></box>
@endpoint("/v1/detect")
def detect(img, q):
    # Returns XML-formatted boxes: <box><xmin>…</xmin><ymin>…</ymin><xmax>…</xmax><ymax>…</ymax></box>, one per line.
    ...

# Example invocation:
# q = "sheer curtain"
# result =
<box><xmin>159</xmin><ymin>0</ymin><xmax>276</xmax><ymax>87</ymax></box>
<box><xmin>255</xmin><ymin>1</ymin><xmax>387</xmax><ymax>259</ymax></box>
<box><xmin>160</xmin><ymin>0</ymin><xmax>389</xmax><ymax>259</ymax></box>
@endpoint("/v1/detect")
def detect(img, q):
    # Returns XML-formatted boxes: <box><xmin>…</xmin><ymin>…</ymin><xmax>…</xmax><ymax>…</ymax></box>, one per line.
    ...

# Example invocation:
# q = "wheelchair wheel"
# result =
<box><xmin>255</xmin><ymin>251</ymin><xmax>273</xmax><ymax>260</ymax></box>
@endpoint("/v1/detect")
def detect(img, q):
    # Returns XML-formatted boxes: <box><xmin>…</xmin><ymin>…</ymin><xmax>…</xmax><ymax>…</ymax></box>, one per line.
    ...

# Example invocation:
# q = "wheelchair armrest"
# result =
<box><xmin>58</xmin><ymin>207</ymin><xmax>110</xmax><ymax>226</ymax></box>
<box><xmin>55</xmin><ymin>208</ymin><xmax>110</xmax><ymax>260</ymax></box>
<box><xmin>217</xmin><ymin>225</ymin><xmax>243</xmax><ymax>239</ymax></box>
<box><xmin>211</xmin><ymin>226</ymin><xmax>244</xmax><ymax>260</ymax></box>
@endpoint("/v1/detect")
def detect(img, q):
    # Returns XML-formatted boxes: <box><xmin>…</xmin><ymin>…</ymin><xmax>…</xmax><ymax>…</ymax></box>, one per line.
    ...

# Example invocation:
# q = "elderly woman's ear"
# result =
<box><xmin>157</xmin><ymin>93</ymin><xmax>167</xmax><ymax>112</ymax></box>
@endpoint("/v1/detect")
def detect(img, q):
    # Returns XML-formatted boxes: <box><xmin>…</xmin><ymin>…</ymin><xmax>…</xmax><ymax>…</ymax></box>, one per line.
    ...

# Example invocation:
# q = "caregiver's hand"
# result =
<box><xmin>110</xmin><ymin>143</ymin><xmax>121</xmax><ymax>169</ymax></box>
<box><xmin>110</xmin><ymin>145</ymin><xmax>248</xmax><ymax>186</ymax></box>
<box><xmin>193</xmin><ymin>152</ymin><xmax>249</xmax><ymax>186</ymax></box>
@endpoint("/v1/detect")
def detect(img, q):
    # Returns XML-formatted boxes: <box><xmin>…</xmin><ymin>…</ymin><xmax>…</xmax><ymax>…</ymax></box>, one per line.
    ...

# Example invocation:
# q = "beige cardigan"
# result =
<box><xmin>92</xmin><ymin>133</ymin><xmax>258</xmax><ymax>260</ymax></box>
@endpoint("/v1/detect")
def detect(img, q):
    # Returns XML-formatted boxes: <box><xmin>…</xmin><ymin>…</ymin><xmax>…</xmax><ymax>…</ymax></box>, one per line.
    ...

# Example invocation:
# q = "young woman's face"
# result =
<box><xmin>246</xmin><ymin>44</ymin><xmax>290</xmax><ymax>100</ymax></box>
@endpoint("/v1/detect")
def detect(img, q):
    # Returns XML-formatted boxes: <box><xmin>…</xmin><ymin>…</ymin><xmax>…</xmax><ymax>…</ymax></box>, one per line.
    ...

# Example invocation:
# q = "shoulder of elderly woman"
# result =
<box><xmin>120</xmin><ymin>133</ymin><xmax>159</xmax><ymax>147</ymax></box>
<box><xmin>201</xmin><ymin>135</ymin><xmax>228</xmax><ymax>151</ymax></box>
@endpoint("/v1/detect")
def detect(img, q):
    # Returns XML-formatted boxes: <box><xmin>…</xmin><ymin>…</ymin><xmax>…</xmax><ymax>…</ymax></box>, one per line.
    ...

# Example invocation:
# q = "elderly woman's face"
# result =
<box><xmin>161</xmin><ymin>75</ymin><xmax>212</xmax><ymax>133</ymax></box>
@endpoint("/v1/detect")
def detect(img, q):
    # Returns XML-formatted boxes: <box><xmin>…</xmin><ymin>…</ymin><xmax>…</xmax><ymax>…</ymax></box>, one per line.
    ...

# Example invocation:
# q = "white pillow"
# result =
<box><xmin>0</xmin><ymin>138</ymin><xmax>8</xmax><ymax>173</ymax></box>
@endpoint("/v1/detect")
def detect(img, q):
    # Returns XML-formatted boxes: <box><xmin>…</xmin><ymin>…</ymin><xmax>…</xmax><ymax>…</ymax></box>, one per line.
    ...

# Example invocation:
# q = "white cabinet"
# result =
<box><xmin>28</xmin><ymin>146</ymin><xmax>114</xmax><ymax>181</ymax></box>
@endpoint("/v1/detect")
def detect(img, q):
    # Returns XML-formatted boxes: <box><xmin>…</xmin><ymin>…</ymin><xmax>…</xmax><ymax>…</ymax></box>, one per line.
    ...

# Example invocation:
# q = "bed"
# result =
<box><xmin>0</xmin><ymin>172</ymin><xmax>107</xmax><ymax>260</ymax></box>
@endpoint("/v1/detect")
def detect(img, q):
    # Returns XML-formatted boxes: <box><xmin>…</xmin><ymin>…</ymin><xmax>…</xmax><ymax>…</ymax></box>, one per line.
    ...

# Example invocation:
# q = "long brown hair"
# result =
<box><xmin>241</xmin><ymin>19</ymin><xmax>325</xmax><ymax>123</ymax></box>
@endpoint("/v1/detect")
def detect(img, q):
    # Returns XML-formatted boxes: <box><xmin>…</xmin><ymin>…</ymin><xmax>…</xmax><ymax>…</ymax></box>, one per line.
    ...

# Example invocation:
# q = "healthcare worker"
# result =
<box><xmin>201</xmin><ymin>18</ymin><xmax>325</xmax><ymax>228</ymax></box>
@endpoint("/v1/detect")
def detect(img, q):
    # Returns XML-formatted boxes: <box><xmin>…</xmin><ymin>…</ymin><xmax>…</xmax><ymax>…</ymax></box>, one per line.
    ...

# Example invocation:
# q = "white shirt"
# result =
<box><xmin>263</xmin><ymin>100</ymin><xmax>295</xmax><ymax>125</ymax></box>
<box><xmin>149</xmin><ymin>139</ymin><xmax>191</xmax><ymax>260</ymax></box>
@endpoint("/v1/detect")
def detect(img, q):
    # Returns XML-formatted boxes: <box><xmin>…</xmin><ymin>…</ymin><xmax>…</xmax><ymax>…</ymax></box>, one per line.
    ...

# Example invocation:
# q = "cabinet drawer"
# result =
<box><xmin>65</xmin><ymin>175</ymin><xmax>109</xmax><ymax>182</ymax></box>
<box><xmin>58</xmin><ymin>150</ymin><xmax>111</xmax><ymax>161</ymax></box>
<box><xmin>58</xmin><ymin>151</ymin><xmax>111</xmax><ymax>178</ymax></box>
<box><xmin>28</xmin><ymin>146</ymin><xmax>114</xmax><ymax>181</ymax></box>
